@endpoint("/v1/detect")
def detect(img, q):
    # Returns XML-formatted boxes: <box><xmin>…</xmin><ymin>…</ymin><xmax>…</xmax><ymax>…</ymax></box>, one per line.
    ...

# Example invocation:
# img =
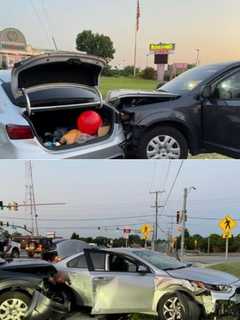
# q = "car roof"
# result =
<box><xmin>0</xmin><ymin>70</ymin><xmax>11</xmax><ymax>83</ymax></box>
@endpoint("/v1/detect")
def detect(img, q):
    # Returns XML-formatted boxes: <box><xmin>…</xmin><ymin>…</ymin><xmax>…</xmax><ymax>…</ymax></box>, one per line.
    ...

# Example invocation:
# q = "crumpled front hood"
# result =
<box><xmin>167</xmin><ymin>267</ymin><xmax>238</xmax><ymax>285</ymax></box>
<box><xmin>106</xmin><ymin>89</ymin><xmax>179</xmax><ymax>102</ymax></box>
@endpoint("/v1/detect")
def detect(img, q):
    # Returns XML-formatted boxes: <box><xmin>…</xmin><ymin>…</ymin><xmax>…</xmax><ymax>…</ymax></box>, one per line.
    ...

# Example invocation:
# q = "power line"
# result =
<box><xmin>160</xmin><ymin>160</ymin><xmax>184</xmax><ymax>221</ymax></box>
<box><xmin>29</xmin><ymin>0</ymin><xmax>52</xmax><ymax>48</ymax></box>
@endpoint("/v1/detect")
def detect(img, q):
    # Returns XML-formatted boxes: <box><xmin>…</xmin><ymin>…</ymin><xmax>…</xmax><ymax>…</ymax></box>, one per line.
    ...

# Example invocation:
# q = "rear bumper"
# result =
<box><xmin>0</xmin><ymin>125</ymin><xmax>126</xmax><ymax>159</ymax></box>
<box><xmin>26</xmin><ymin>291</ymin><xmax>69</xmax><ymax>320</ymax></box>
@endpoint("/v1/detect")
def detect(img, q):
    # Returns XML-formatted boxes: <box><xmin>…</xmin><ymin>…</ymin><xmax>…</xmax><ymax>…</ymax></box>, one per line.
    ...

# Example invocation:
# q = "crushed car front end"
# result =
<box><xmin>26</xmin><ymin>289</ymin><xmax>70</xmax><ymax>320</ymax></box>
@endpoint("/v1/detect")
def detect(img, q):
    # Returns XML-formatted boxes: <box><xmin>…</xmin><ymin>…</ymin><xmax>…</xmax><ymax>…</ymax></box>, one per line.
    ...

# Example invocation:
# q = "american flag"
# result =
<box><xmin>136</xmin><ymin>0</ymin><xmax>141</xmax><ymax>32</ymax></box>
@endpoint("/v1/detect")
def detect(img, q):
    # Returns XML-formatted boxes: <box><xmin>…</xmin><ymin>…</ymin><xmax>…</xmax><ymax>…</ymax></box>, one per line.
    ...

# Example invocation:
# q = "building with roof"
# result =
<box><xmin>0</xmin><ymin>28</ymin><xmax>43</xmax><ymax>69</ymax></box>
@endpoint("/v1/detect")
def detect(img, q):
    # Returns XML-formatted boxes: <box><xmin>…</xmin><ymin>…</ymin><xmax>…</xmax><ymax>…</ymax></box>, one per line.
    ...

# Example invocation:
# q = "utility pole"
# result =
<box><xmin>180</xmin><ymin>186</ymin><xmax>196</xmax><ymax>259</ymax></box>
<box><xmin>150</xmin><ymin>191</ymin><xmax>165</xmax><ymax>250</ymax></box>
<box><xmin>180</xmin><ymin>188</ymin><xmax>188</xmax><ymax>258</ymax></box>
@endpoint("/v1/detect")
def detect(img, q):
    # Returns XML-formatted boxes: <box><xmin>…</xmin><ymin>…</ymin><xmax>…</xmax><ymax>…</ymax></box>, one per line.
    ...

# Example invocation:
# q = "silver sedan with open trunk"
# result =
<box><xmin>0</xmin><ymin>52</ymin><xmax>125</xmax><ymax>159</ymax></box>
<box><xmin>57</xmin><ymin>248</ymin><xmax>240</xmax><ymax>320</ymax></box>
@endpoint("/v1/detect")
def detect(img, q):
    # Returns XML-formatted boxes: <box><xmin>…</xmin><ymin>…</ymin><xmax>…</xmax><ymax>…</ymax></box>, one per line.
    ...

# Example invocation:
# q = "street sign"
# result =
<box><xmin>123</xmin><ymin>226</ymin><xmax>132</xmax><ymax>240</ymax></box>
<box><xmin>219</xmin><ymin>215</ymin><xmax>237</xmax><ymax>237</ymax></box>
<box><xmin>140</xmin><ymin>224</ymin><xmax>153</xmax><ymax>240</ymax></box>
<box><xmin>218</xmin><ymin>215</ymin><xmax>237</xmax><ymax>260</ymax></box>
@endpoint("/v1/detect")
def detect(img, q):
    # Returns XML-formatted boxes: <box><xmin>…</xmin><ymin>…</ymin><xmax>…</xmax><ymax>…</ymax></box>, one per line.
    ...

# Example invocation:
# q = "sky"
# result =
<box><xmin>0</xmin><ymin>0</ymin><xmax>239</xmax><ymax>68</ymax></box>
<box><xmin>1</xmin><ymin>160</ymin><xmax>240</xmax><ymax>239</ymax></box>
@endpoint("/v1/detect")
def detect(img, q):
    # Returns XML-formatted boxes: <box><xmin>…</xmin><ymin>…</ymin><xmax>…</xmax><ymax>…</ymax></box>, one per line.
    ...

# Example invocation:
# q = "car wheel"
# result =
<box><xmin>158</xmin><ymin>292</ymin><xmax>201</xmax><ymax>320</ymax></box>
<box><xmin>11</xmin><ymin>248</ymin><xmax>20</xmax><ymax>259</ymax></box>
<box><xmin>0</xmin><ymin>291</ymin><xmax>31</xmax><ymax>320</ymax></box>
<box><xmin>137</xmin><ymin>126</ymin><xmax>188</xmax><ymax>159</ymax></box>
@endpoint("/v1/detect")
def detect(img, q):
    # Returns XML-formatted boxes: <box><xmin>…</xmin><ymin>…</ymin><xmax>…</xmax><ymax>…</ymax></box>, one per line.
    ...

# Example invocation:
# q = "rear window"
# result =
<box><xmin>2</xmin><ymin>83</ymin><xmax>99</xmax><ymax>107</ymax></box>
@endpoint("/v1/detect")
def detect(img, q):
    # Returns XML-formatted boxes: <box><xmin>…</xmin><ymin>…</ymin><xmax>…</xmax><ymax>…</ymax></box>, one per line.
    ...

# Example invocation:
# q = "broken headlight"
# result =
<box><xmin>192</xmin><ymin>281</ymin><xmax>232</xmax><ymax>293</ymax></box>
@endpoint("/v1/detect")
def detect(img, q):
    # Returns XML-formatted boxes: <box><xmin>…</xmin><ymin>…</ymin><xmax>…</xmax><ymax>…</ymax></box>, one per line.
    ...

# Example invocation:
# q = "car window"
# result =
<box><xmin>88</xmin><ymin>252</ymin><xmax>106</xmax><ymax>271</ymax></box>
<box><xmin>214</xmin><ymin>72</ymin><xmax>240</xmax><ymax>100</ymax></box>
<box><xmin>133</xmin><ymin>250</ymin><xmax>188</xmax><ymax>271</ymax></box>
<box><xmin>67</xmin><ymin>254</ymin><xmax>88</xmax><ymax>269</ymax></box>
<box><xmin>108</xmin><ymin>253</ymin><xmax>144</xmax><ymax>273</ymax></box>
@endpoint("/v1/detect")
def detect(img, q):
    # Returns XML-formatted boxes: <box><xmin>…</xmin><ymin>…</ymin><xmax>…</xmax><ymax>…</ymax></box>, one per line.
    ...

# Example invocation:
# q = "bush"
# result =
<box><xmin>141</xmin><ymin>67</ymin><xmax>156</xmax><ymax>80</ymax></box>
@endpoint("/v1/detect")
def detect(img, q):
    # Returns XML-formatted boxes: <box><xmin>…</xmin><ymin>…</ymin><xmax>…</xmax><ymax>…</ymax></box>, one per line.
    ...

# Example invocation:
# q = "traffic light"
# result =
<box><xmin>6</xmin><ymin>222</ymin><xmax>9</xmax><ymax>227</ymax></box>
<box><xmin>12</xmin><ymin>202</ymin><xmax>18</xmax><ymax>211</ymax></box>
<box><xmin>0</xmin><ymin>221</ymin><xmax>3</xmax><ymax>226</ymax></box>
<box><xmin>7</xmin><ymin>202</ymin><xmax>18</xmax><ymax>211</ymax></box>
<box><xmin>176</xmin><ymin>211</ymin><xmax>180</xmax><ymax>224</ymax></box>
<box><xmin>0</xmin><ymin>201</ymin><xmax>3</xmax><ymax>210</ymax></box>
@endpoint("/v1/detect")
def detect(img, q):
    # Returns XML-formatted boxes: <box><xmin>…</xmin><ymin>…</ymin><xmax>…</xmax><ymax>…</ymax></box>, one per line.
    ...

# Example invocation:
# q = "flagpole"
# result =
<box><xmin>133</xmin><ymin>0</ymin><xmax>140</xmax><ymax>77</ymax></box>
<box><xmin>133</xmin><ymin>26</ymin><xmax>138</xmax><ymax>77</ymax></box>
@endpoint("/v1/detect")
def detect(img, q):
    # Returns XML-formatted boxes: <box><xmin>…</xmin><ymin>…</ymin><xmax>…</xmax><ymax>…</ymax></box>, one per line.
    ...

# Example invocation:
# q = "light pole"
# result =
<box><xmin>195</xmin><ymin>49</ymin><xmax>200</xmax><ymax>66</ymax></box>
<box><xmin>180</xmin><ymin>186</ymin><xmax>196</xmax><ymax>259</ymax></box>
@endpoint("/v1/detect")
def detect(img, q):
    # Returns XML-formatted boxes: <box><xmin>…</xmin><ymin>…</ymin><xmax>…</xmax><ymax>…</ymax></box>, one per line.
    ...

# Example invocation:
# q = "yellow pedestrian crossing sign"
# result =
<box><xmin>219</xmin><ymin>215</ymin><xmax>237</xmax><ymax>238</ymax></box>
<box><xmin>140</xmin><ymin>224</ymin><xmax>153</xmax><ymax>240</ymax></box>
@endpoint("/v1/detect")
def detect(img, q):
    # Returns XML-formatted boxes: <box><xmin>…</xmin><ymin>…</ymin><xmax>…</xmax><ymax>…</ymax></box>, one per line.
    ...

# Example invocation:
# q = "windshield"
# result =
<box><xmin>133</xmin><ymin>250</ymin><xmax>189</xmax><ymax>270</ymax></box>
<box><xmin>159</xmin><ymin>64</ymin><xmax>223</xmax><ymax>93</ymax></box>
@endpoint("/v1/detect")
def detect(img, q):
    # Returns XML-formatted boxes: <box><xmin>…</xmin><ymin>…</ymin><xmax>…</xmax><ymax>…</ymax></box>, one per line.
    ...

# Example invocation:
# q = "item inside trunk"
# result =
<box><xmin>25</xmin><ymin>107</ymin><xmax>113</xmax><ymax>150</ymax></box>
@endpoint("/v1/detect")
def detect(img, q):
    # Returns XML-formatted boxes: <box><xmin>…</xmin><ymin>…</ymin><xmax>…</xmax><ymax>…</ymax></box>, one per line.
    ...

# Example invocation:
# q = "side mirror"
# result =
<box><xmin>138</xmin><ymin>265</ymin><xmax>149</xmax><ymax>274</ymax></box>
<box><xmin>200</xmin><ymin>85</ymin><xmax>213</xmax><ymax>99</ymax></box>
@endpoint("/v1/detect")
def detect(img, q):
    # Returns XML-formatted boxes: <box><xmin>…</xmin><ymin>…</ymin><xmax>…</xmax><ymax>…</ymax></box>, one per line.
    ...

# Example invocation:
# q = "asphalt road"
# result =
<box><xmin>184</xmin><ymin>254</ymin><xmax>240</xmax><ymax>265</ymax></box>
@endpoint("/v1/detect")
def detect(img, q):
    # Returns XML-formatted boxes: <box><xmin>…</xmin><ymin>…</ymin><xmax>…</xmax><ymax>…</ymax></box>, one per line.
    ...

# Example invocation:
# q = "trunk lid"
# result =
<box><xmin>11</xmin><ymin>52</ymin><xmax>106</xmax><ymax>115</ymax></box>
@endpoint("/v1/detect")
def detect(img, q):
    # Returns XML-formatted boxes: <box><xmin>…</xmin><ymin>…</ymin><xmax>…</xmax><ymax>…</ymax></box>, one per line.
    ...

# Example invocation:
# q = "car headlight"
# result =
<box><xmin>191</xmin><ymin>281</ymin><xmax>232</xmax><ymax>293</ymax></box>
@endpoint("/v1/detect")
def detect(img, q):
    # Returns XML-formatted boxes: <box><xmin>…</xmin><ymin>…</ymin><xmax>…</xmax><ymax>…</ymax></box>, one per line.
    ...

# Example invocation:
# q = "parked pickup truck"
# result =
<box><xmin>107</xmin><ymin>62</ymin><xmax>240</xmax><ymax>159</ymax></box>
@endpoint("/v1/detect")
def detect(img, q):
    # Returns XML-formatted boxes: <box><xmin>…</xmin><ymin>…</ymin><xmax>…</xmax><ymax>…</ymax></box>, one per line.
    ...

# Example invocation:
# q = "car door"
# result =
<box><xmin>61</xmin><ymin>252</ymin><xmax>94</xmax><ymax>307</ymax></box>
<box><xmin>202</xmin><ymin>69</ymin><xmax>240</xmax><ymax>157</ymax></box>
<box><xmin>84</xmin><ymin>249</ymin><xmax>155</xmax><ymax>315</ymax></box>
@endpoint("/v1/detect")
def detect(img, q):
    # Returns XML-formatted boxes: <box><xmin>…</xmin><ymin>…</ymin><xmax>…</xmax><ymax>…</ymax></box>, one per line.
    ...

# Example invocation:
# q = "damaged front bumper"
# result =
<box><xmin>25</xmin><ymin>290</ymin><xmax>70</xmax><ymax>320</ymax></box>
<box><xmin>197</xmin><ymin>281</ymin><xmax>240</xmax><ymax>318</ymax></box>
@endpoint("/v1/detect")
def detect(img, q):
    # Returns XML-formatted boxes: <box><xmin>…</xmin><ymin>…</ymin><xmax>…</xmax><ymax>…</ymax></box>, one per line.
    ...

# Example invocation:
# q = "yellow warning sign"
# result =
<box><xmin>140</xmin><ymin>224</ymin><xmax>153</xmax><ymax>240</ymax></box>
<box><xmin>219</xmin><ymin>215</ymin><xmax>237</xmax><ymax>237</ymax></box>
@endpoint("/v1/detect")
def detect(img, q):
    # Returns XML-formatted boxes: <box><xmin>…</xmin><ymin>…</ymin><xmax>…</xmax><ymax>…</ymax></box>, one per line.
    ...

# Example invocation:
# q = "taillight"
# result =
<box><xmin>6</xmin><ymin>125</ymin><xmax>34</xmax><ymax>140</ymax></box>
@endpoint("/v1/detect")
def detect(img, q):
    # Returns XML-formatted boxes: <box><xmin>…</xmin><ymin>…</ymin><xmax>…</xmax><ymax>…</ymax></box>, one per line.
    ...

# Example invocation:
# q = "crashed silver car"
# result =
<box><xmin>57</xmin><ymin>248</ymin><xmax>240</xmax><ymax>320</ymax></box>
<box><xmin>0</xmin><ymin>52</ymin><xmax>125</xmax><ymax>159</ymax></box>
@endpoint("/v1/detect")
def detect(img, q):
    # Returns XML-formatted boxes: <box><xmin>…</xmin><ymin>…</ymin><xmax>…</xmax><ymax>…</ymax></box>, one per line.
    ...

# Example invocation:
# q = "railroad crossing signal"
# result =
<box><xmin>140</xmin><ymin>224</ymin><xmax>153</xmax><ymax>240</ymax></box>
<box><xmin>219</xmin><ymin>215</ymin><xmax>237</xmax><ymax>238</ymax></box>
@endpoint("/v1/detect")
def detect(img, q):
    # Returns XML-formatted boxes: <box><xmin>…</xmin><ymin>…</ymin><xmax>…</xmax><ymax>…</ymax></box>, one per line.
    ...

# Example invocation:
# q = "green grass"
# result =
<box><xmin>209</xmin><ymin>261</ymin><xmax>240</xmax><ymax>277</ymax></box>
<box><xmin>100</xmin><ymin>76</ymin><xmax>158</xmax><ymax>97</ymax></box>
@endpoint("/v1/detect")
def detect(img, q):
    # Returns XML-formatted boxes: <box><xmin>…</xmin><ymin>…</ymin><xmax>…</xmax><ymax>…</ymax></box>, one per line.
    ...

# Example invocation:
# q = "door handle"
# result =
<box><xmin>93</xmin><ymin>276</ymin><xmax>112</xmax><ymax>281</ymax></box>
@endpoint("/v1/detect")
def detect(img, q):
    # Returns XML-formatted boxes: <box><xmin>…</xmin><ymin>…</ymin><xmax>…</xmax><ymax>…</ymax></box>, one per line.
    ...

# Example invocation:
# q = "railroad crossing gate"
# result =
<box><xmin>218</xmin><ymin>215</ymin><xmax>237</xmax><ymax>238</ymax></box>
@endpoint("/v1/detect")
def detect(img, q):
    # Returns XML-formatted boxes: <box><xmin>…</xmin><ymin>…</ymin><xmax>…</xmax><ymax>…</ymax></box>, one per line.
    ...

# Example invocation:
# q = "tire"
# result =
<box><xmin>0</xmin><ymin>291</ymin><xmax>31</xmax><ymax>320</ymax></box>
<box><xmin>11</xmin><ymin>248</ymin><xmax>20</xmax><ymax>259</ymax></box>
<box><xmin>137</xmin><ymin>126</ymin><xmax>188</xmax><ymax>159</ymax></box>
<box><xmin>158</xmin><ymin>292</ymin><xmax>201</xmax><ymax>320</ymax></box>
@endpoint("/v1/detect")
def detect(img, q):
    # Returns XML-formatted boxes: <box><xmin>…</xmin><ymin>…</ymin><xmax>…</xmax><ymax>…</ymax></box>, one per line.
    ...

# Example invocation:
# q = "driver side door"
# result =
<box><xmin>202</xmin><ymin>69</ymin><xmax>240</xmax><ymax>157</ymax></box>
<box><xmin>84</xmin><ymin>249</ymin><xmax>155</xmax><ymax>315</ymax></box>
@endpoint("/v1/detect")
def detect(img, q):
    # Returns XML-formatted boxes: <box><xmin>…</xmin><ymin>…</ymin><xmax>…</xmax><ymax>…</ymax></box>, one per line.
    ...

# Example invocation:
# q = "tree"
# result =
<box><xmin>141</xmin><ymin>67</ymin><xmax>156</xmax><ymax>80</ymax></box>
<box><xmin>76</xmin><ymin>30</ymin><xmax>115</xmax><ymax>62</ymax></box>
<box><xmin>71</xmin><ymin>232</ymin><xmax>80</xmax><ymax>240</ymax></box>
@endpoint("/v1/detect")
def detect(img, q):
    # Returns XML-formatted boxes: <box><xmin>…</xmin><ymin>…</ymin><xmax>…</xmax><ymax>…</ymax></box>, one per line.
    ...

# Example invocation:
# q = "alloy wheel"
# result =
<box><xmin>146</xmin><ymin>135</ymin><xmax>181</xmax><ymax>159</ymax></box>
<box><xmin>0</xmin><ymin>298</ymin><xmax>28</xmax><ymax>320</ymax></box>
<box><xmin>163</xmin><ymin>296</ymin><xmax>185</xmax><ymax>320</ymax></box>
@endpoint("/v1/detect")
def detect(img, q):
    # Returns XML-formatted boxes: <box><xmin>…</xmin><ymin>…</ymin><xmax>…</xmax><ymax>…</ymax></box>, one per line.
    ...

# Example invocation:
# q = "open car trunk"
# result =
<box><xmin>24</xmin><ymin>105</ymin><xmax>114</xmax><ymax>151</ymax></box>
